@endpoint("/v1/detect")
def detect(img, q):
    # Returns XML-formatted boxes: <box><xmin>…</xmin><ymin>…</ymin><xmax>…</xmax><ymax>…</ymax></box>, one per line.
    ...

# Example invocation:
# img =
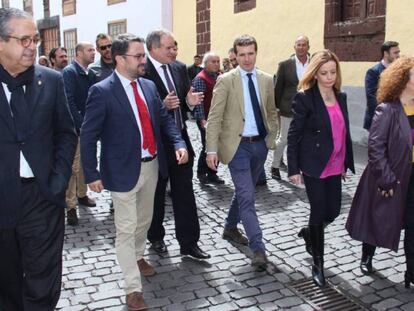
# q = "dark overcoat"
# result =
<box><xmin>346</xmin><ymin>102</ymin><xmax>413</xmax><ymax>251</ymax></box>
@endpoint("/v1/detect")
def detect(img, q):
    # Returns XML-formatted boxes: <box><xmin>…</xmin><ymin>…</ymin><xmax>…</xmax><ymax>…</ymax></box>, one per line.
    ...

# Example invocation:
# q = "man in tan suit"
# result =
<box><xmin>206</xmin><ymin>35</ymin><xmax>278</xmax><ymax>270</ymax></box>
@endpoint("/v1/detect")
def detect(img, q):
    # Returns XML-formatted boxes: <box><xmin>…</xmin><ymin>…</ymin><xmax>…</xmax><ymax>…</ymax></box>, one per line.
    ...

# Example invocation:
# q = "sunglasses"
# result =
<box><xmin>99</xmin><ymin>44</ymin><xmax>112</xmax><ymax>51</ymax></box>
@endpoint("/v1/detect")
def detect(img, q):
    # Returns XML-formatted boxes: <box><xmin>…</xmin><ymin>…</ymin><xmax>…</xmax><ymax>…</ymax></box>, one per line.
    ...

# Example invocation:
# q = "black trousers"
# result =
<box><xmin>196</xmin><ymin>121</ymin><xmax>217</xmax><ymax>176</ymax></box>
<box><xmin>303</xmin><ymin>174</ymin><xmax>342</xmax><ymax>225</ymax></box>
<box><xmin>147</xmin><ymin>154</ymin><xmax>200</xmax><ymax>249</ymax></box>
<box><xmin>0</xmin><ymin>181</ymin><xmax>64</xmax><ymax>311</ymax></box>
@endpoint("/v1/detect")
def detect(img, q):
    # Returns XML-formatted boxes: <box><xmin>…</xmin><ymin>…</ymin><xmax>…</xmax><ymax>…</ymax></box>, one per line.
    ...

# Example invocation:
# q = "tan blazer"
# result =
<box><xmin>206</xmin><ymin>68</ymin><xmax>279</xmax><ymax>164</ymax></box>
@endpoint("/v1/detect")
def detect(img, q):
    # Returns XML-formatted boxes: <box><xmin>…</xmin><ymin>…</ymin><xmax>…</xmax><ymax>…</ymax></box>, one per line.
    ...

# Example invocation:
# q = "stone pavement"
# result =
<box><xmin>57</xmin><ymin>122</ymin><xmax>413</xmax><ymax>311</ymax></box>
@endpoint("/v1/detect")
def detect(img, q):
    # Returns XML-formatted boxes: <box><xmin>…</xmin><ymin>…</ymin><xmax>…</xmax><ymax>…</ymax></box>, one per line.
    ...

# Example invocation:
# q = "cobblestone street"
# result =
<box><xmin>57</xmin><ymin>122</ymin><xmax>413</xmax><ymax>311</ymax></box>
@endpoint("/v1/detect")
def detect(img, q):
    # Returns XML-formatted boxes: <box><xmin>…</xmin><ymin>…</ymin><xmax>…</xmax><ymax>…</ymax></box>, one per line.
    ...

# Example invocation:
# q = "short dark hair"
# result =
<box><xmin>381</xmin><ymin>41</ymin><xmax>399</xmax><ymax>57</ymax></box>
<box><xmin>0</xmin><ymin>7</ymin><xmax>32</xmax><ymax>41</ymax></box>
<box><xmin>48</xmin><ymin>46</ymin><xmax>67</xmax><ymax>64</ymax></box>
<box><xmin>111</xmin><ymin>33</ymin><xmax>145</xmax><ymax>66</ymax></box>
<box><xmin>95</xmin><ymin>33</ymin><xmax>112</xmax><ymax>47</ymax></box>
<box><xmin>194</xmin><ymin>54</ymin><xmax>201</xmax><ymax>59</ymax></box>
<box><xmin>233</xmin><ymin>35</ymin><xmax>257</xmax><ymax>54</ymax></box>
<box><xmin>146</xmin><ymin>29</ymin><xmax>172</xmax><ymax>51</ymax></box>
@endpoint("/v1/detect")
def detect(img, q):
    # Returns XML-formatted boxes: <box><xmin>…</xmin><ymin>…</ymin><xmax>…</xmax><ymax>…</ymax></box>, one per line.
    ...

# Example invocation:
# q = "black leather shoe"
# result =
<box><xmin>78</xmin><ymin>196</ymin><xmax>96</xmax><ymax>207</ymax></box>
<box><xmin>256</xmin><ymin>179</ymin><xmax>267</xmax><ymax>187</ymax></box>
<box><xmin>271</xmin><ymin>167</ymin><xmax>281</xmax><ymax>180</ymax></box>
<box><xmin>197</xmin><ymin>173</ymin><xmax>209</xmax><ymax>184</ymax></box>
<box><xmin>207</xmin><ymin>174</ymin><xmax>225</xmax><ymax>185</ymax></box>
<box><xmin>67</xmin><ymin>209</ymin><xmax>78</xmax><ymax>226</ymax></box>
<box><xmin>181</xmin><ymin>246</ymin><xmax>211</xmax><ymax>259</ymax></box>
<box><xmin>360</xmin><ymin>256</ymin><xmax>373</xmax><ymax>275</ymax></box>
<box><xmin>151</xmin><ymin>240</ymin><xmax>167</xmax><ymax>253</ymax></box>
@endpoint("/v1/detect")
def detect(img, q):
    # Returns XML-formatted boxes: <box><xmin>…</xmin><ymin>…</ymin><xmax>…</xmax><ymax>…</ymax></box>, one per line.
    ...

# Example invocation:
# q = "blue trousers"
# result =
<box><xmin>226</xmin><ymin>139</ymin><xmax>268</xmax><ymax>252</ymax></box>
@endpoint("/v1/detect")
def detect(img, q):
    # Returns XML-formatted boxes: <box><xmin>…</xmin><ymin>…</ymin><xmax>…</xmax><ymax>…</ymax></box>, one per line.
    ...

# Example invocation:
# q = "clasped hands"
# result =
<box><xmin>377</xmin><ymin>180</ymin><xmax>399</xmax><ymax>198</ymax></box>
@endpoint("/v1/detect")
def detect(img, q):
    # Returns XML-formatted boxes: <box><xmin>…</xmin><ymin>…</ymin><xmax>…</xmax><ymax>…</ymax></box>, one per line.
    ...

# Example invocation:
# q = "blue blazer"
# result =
<box><xmin>80</xmin><ymin>73</ymin><xmax>186</xmax><ymax>192</ymax></box>
<box><xmin>363</xmin><ymin>62</ymin><xmax>385</xmax><ymax>130</ymax></box>
<box><xmin>62</xmin><ymin>61</ymin><xmax>95</xmax><ymax>133</ymax></box>
<box><xmin>0</xmin><ymin>65</ymin><xmax>77</xmax><ymax>228</ymax></box>
<box><xmin>287</xmin><ymin>85</ymin><xmax>355</xmax><ymax>178</ymax></box>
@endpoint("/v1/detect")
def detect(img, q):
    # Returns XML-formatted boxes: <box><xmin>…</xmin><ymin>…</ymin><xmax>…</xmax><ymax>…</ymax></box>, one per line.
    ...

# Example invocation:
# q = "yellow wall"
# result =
<box><xmin>172</xmin><ymin>0</ymin><xmax>197</xmax><ymax>65</ymax></box>
<box><xmin>173</xmin><ymin>0</ymin><xmax>413</xmax><ymax>87</ymax></box>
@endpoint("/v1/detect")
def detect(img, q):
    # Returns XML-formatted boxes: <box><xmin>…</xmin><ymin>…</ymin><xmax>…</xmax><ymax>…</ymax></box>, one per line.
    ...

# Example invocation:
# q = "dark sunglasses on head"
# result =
<box><xmin>99</xmin><ymin>44</ymin><xmax>112</xmax><ymax>51</ymax></box>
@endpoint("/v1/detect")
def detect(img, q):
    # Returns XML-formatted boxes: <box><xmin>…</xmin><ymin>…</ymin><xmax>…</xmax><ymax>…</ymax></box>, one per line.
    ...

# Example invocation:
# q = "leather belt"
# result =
<box><xmin>141</xmin><ymin>154</ymin><xmax>157</xmax><ymax>162</ymax></box>
<box><xmin>240</xmin><ymin>135</ymin><xmax>262</xmax><ymax>143</ymax></box>
<box><xmin>21</xmin><ymin>177</ymin><xmax>35</xmax><ymax>184</ymax></box>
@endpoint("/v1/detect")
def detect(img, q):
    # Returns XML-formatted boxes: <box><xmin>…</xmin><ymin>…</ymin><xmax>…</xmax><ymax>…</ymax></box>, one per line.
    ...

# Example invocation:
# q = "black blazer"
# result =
<box><xmin>363</xmin><ymin>62</ymin><xmax>385</xmax><ymax>130</ymax></box>
<box><xmin>287</xmin><ymin>85</ymin><xmax>355</xmax><ymax>178</ymax></box>
<box><xmin>144</xmin><ymin>59</ymin><xmax>195</xmax><ymax>158</ymax></box>
<box><xmin>0</xmin><ymin>65</ymin><xmax>77</xmax><ymax>228</ymax></box>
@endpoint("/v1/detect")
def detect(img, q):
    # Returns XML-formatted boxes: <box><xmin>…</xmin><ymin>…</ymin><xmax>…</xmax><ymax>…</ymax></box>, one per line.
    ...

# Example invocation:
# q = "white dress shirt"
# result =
<box><xmin>115</xmin><ymin>70</ymin><xmax>153</xmax><ymax>158</ymax></box>
<box><xmin>294</xmin><ymin>54</ymin><xmax>309</xmax><ymax>80</ymax></box>
<box><xmin>2</xmin><ymin>82</ymin><xmax>34</xmax><ymax>177</ymax></box>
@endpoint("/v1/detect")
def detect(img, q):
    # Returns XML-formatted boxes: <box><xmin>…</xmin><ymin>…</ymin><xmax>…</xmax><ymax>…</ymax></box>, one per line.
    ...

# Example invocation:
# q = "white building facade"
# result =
<box><xmin>0</xmin><ymin>0</ymin><xmax>173</xmax><ymax>61</ymax></box>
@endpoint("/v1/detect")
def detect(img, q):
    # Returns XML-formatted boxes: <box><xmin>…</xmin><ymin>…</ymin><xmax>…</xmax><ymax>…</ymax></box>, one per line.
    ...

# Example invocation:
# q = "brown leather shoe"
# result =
<box><xmin>222</xmin><ymin>227</ymin><xmax>249</xmax><ymax>245</ymax></box>
<box><xmin>126</xmin><ymin>292</ymin><xmax>148</xmax><ymax>311</ymax></box>
<box><xmin>66</xmin><ymin>208</ymin><xmax>78</xmax><ymax>226</ymax></box>
<box><xmin>137</xmin><ymin>259</ymin><xmax>155</xmax><ymax>277</ymax></box>
<box><xmin>251</xmin><ymin>251</ymin><xmax>267</xmax><ymax>271</ymax></box>
<box><xmin>77</xmin><ymin>195</ymin><xmax>96</xmax><ymax>207</ymax></box>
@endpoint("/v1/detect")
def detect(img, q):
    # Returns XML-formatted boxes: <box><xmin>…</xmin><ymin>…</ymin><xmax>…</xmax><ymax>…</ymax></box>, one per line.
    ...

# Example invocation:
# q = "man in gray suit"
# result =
<box><xmin>271</xmin><ymin>35</ymin><xmax>309</xmax><ymax>180</ymax></box>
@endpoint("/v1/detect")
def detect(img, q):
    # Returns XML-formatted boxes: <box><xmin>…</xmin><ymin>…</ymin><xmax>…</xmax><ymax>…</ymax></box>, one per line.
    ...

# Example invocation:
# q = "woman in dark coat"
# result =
<box><xmin>288</xmin><ymin>50</ymin><xmax>355</xmax><ymax>287</ymax></box>
<box><xmin>346</xmin><ymin>56</ymin><xmax>414</xmax><ymax>287</ymax></box>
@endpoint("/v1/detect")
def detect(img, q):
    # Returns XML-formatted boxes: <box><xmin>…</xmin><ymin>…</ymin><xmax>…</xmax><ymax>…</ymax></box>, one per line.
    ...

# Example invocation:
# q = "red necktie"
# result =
<box><xmin>130</xmin><ymin>81</ymin><xmax>156</xmax><ymax>155</ymax></box>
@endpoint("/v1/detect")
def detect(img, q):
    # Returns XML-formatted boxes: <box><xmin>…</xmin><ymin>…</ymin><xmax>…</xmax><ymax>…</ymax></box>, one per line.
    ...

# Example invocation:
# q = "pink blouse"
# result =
<box><xmin>320</xmin><ymin>102</ymin><xmax>346</xmax><ymax>178</ymax></box>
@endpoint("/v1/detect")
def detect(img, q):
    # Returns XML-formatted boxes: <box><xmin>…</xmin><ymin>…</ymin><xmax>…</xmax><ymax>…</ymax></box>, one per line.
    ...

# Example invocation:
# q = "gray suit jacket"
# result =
<box><xmin>206</xmin><ymin>68</ymin><xmax>279</xmax><ymax>164</ymax></box>
<box><xmin>275</xmin><ymin>57</ymin><xmax>298</xmax><ymax>117</ymax></box>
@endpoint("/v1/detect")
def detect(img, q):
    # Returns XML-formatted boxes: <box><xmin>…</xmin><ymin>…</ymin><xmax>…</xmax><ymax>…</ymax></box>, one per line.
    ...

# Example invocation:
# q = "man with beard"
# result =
<box><xmin>49</xmin><ymin>46</ymin><xmax>68</xmax><ymax>71</ymax></box>
<box><xmin>81</xmin><ymin>33</ymin><xmax>187</xmax><ymax>310</ymax></box>
<box><xmin>0</xmin><ymin>8</ymin><xmax>77</xmax><ymax>310</ymax></box>
<box><xmin>89</xmin><ymin>33</ymin><xmax>115</xmax><ymax>82</ymax></box>
<box><xmin>62</xmin><ymin>41</ymin><xmax>97</xmax><ymax>226</ymax></box>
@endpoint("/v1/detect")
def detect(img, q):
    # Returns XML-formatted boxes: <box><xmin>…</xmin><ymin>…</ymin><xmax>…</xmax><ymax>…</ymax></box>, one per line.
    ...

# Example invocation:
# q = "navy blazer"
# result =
<box><xmin>0</xmin><ymin>65</ymin><xmax>77</xmax><ymax>228</ymax></box>
<box><xmin>287</xmin><ymin>85</ymin><xmax>355</xmax><ymax>178</ymax></box>
<box><xmin>363</xmin><ymin>62</ymin><xmax>385</xmax><ymax>130</ymax></box>
<box><xmin>62</xmin><ymin>61</ymin><xmax>95</xmax><ymax>133</ymax></box>
<box><xmin>80</xmin><ymin>73</ymin><xmax>186</xmax><ymax>192</ymax></box>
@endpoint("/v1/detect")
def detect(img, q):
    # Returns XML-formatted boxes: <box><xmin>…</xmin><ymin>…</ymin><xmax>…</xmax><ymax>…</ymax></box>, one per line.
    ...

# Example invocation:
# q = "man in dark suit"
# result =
<box><xmin>187</xmin><ymin>54</ymin><xmax>202</xmax><ymax>81</ymax></box>
<box><xmin>62</xmin><ymin>41</ymin><xmax>97</xmax><ymax>225</ymax></box>
<box><xmin>0</xmin><ymin>8</ymin><xmax>77</xmax><ymax>310</ymax></box>
<box><xmin>363</xmin><ymin>41</ymin><xmax>400</xmax><ymax>130</ymax></box>
<box><xmin>144</xmin><ymin>29</ymin><xmax>210</xmax><ymax>259</ymax></box>
<box><xmin>271</xmin><ymin>35</ymin><xmax>310</xmax><ymax>180</ymax></box>
<box><xmin>81</xmin><ymin>33</ymin><xmax>187</xmax><ymax>310</ymax></box>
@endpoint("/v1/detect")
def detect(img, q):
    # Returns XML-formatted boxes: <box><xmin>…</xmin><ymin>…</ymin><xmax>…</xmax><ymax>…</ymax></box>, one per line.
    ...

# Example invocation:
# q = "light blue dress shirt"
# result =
<box><xmin>239</xmin><ymin>67</ymin><xmax>261</xmax><ymax>137</ymax></box>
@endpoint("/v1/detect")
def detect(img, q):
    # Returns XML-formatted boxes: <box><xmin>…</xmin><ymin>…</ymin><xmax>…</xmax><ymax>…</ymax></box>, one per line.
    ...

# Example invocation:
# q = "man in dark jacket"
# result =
<box><xmin>0</xmin><ymin>8</ymin><xmax>77</xmax><ymax>310</ymax></box>
<box><xmin>187</xmin><ymin>54</ymin><xmax>202</xmax><ymax>81</ymax></box>
<box><xmin>363</xmin><ymin>41</ymin><xmax>400</xmax><ymax>130</ymax></box>
<box><xmin>62</xmin><ymin>42</ymin><xmax>97</xmax><ymax>225</ymax></box>
<box><xmin>89</xmin><ymin>33</ymin><xmax>114</xmax><ymax>82</ymax></box>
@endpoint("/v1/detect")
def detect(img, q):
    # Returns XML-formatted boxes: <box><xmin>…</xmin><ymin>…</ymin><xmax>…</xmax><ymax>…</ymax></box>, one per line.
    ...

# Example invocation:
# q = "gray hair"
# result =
<box><xmin>0</xmin><ymin>7</ymin><xmax>32</xmax><ymax>40</ymax></box>
<box><xmin>111</xmin><ymin>33</ymin><xmax>145</xmax><ymax>66</ymax></box>
<box><xmin>202</xmin><ymin>51</ymin><xmax>219</xmax><ymax>66</ymax></box>
<box><xmin>146</xmin><ymin>29</ymin><xmax>173</xmax><ymax>51</ymax></box>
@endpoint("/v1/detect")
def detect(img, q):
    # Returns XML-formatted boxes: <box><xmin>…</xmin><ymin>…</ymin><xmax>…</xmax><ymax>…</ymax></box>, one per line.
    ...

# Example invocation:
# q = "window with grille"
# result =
<box><xmin>23</xmin><ymin>0</ymin><xmax>33</xmax><ymax>14</ymax></box>
<box><xmin>324</xmin><ymin>0</ymin><xmax>386</xmax><ymax>61</ymax></box>
<box><xmin>108</xmin><ymin>20</ymin><xmax>127</xmax><ymax>37</ymax></box>
<box><xmin>62</xmin><ymin>0</ymin><xmax>76</xmax><ymax>16</ymax></box>
<box><xmin>64</xmin><ymin>29</ymin><xmax>77</xmax><ymax>63</ymax></box>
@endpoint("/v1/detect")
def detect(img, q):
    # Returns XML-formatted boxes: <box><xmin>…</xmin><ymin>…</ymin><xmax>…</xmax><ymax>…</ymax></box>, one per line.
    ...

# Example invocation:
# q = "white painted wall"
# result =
<box><xmin>2</xmin><ymin>0</ymin><xmax>172</xmax><ymax>48</ymax></box>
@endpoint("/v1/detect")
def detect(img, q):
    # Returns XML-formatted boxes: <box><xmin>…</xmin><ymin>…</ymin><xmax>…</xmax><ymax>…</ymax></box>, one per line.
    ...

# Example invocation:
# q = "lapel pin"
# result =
<box><xmin>38</xmin><ymin>80</ymin><xmax>42</xmax><ymax>86</ymax></box>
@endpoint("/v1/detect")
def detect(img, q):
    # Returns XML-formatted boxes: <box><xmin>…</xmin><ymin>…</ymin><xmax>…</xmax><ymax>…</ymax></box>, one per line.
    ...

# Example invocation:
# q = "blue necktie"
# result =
<box><xmin>247</xmin><ymin>73</ymin><xmax>267</xmax><ymax>138</ymax></box>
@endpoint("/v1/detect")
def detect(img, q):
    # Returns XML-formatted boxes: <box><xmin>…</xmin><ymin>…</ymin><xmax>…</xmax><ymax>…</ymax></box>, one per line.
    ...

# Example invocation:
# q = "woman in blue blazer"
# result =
<box><xmin>287</xmin><ymin>50</ymin><xmax>355</xmax><ymax>287</ymax></box>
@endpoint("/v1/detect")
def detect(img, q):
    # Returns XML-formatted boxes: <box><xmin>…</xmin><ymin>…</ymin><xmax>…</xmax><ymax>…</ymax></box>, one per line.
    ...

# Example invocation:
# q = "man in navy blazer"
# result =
<box><xmin>363</xmin><ymin>41</ymin><xmax>400</xmax><ymax>130</ymax></box>
<box><xmin>62</xmin><ymin>41</ymin><xmax>97</xmax><ymax>225</ymax></box>
<box><xmin>81</xmin><ymin>34</ymin><xmax>187</xmax><ymax>310</ymax></box>
<box><xmin>0</xmin><ymin>8</ymin><xmax>77</xmax><ymax>310</ymax></box>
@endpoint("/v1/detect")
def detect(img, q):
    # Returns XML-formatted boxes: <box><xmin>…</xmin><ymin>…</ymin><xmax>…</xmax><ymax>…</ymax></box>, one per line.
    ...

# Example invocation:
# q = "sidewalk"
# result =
<box><xmin>57</xmin><ymin>122</ymin><xmax>413</xmax><ymax>311</ymax></box>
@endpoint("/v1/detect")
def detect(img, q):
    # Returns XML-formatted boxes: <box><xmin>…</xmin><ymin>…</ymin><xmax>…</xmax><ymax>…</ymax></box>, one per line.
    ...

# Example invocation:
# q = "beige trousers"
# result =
<box><xmin>66</xmin><ymin>139</ymin><xmax>87</xmax><ymax>210</ymax></box>
<box><xmin>112</xmin><ymin>159</ymin><xmax>159</xmax><ymax>294</ymax></box>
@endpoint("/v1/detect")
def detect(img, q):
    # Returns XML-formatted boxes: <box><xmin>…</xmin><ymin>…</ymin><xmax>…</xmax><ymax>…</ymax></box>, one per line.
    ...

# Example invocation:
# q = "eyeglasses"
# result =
<box><xmin>7</xmin><ymin>35</ymin><xmax>41</xmax><ymax>48</ymax></box>
<box><xmin>99</xmin><ymin>44</ymin><xmax>112</xmax><ymax>51</ymax></box>
<box><xmin>123</xmin><ymin>53</ymin><xmax>146</xmax><ymax>60</ymax></box>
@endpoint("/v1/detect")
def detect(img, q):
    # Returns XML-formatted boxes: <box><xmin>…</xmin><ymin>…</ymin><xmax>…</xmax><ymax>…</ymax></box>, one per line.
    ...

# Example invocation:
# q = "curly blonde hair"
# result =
<box><xmin>298</xmin><ymin>49</ymin><xmax>342</xmax><ymax>92</ymax></box>
<box><xmin>377</xmin><ymin>56</ymin><xmax>414</xmax><ymax>103</ymax></box>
